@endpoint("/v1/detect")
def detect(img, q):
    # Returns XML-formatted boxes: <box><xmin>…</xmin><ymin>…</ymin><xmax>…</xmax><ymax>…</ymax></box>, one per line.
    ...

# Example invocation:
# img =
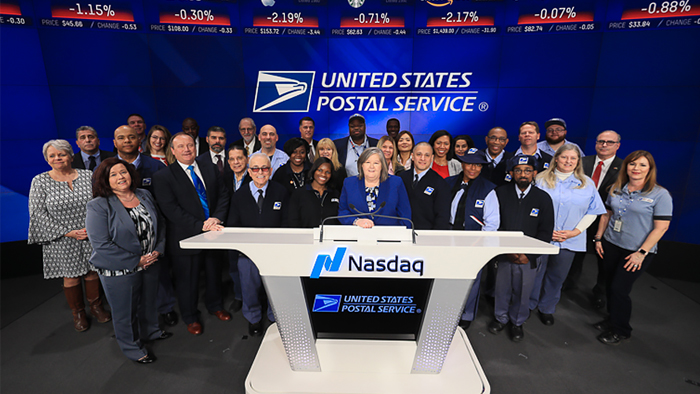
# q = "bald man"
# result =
<box><xmin>252</xmin><ymin>124</ymin><xmax>288</xmax><ymax>176</ymax></box>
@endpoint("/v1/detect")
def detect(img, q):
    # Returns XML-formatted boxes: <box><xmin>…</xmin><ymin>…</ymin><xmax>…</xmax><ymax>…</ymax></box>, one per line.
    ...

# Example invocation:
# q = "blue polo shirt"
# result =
<box><xmin>604</xmin><ymin>185</ymin><xmax>673</xmax><ymax>253</ymax></box>
<box><xmin>536</xmin><ymin>175</ymin><xmax>606</xmax><ymax>252</ymax></box>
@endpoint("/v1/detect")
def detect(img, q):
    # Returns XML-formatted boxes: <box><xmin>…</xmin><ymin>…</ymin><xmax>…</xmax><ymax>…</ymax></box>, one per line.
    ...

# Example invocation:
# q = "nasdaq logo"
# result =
<box><xmin>312</xmin><ymin>294</ymin><xmax>341</xmax><ymax>312</ymax></box>
<box><xmin>310</xmin><ymin>247</ymin><xmax>347</xmax><ymax>279</ymax></box>
<box><xmin>253</xmin><ymin>71</ymin><xmax>315</xmax><ymax>113</ymax></box>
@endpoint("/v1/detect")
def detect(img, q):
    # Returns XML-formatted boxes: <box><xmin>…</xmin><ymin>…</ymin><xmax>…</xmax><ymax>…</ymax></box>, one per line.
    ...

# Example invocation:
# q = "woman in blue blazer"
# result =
<box><xmin>86</xmin><ymin>158</ymin><xmax>171</xmax><ymax>364</ymax></box>
<box><xmin>338</xmin><ymin>147</ymin><xmax>411</xmax><ymax>228</ymax></box>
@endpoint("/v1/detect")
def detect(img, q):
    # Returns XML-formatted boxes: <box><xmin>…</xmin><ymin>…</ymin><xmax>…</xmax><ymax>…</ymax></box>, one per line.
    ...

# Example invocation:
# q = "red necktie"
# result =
<box><xmin>592</xmin><ymin>161</ymin><xmax>604</xmax><ymax>187</ymax></box>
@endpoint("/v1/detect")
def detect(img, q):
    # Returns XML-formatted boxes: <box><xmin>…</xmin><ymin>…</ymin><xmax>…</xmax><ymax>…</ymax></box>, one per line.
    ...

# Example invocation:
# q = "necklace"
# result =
<box><xmin>118</xmin><ymin>193</ymin><xmax>136</xmax><ymax>202</ymax></box>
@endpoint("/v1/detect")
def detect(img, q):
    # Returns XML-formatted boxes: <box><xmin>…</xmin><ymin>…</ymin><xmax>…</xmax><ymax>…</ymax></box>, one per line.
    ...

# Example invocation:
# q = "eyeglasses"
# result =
<box><xmin>547</xmin><ymin>128</ymin><xmax>565</xmax><ymax>133</ymax></box>
<box><xmin>513</xmin><ymin>169</ymin><xmax>533</xmax><ymax>174</ymax></box>
<box><xmin>596</xmin><ymin>140</ymin><xmax>619</xmax><ymax>145</ymax></box>
<box><xmin>249</xmin><ymin>166</ymin><xmax>271</xmax><ymax>173</ymax></box>
<box><xmin>487</xmin><ymin>136</ymin><xmax>507</xmax><ymax>142</ymax></box>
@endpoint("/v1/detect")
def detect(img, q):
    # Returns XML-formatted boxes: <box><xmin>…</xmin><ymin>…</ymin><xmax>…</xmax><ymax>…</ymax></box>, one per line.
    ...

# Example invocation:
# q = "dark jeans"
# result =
<box><xmin>601</xmin><ymin>239</ymin><xmax>654</xmax><ymax>337</ymax></box>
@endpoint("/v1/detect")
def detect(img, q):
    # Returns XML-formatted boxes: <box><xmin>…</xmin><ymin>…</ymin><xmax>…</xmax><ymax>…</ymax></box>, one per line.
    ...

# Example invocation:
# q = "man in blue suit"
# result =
<box><xmin>333</xmin><ymin>113</ymin><xmax>378</xmax><ymax>177</ymax></box>
<box><xmin>113</xmin><ymin>125</ymin><xmax>164</xmax><ymax>196</ymax></box>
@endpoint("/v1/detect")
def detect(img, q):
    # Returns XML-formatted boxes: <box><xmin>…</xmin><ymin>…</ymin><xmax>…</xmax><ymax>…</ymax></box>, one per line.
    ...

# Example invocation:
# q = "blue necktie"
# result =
<box><xmin>188</xmin><ymin>165</ymin><xmax>209</xmax><ymax>218</ymax></box>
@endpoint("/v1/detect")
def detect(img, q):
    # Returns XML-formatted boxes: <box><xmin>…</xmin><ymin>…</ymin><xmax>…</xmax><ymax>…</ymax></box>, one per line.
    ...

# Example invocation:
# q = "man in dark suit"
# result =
<box><xmin>182</xmin><ymin>117</ymin><xmax>209</xmax><ymax>156</ymax></box>
<box><xmin>333</xmin><ymin>113</ymin><xmax>378</xmax><ymax>177</ymax></box>
<box><xmin>565</xmin><ymin>130</ymin><xmax>623</xmax><ymax>309</ymax></box>
<box><xmin>153</xmin><ymin>132</ymin><xmax>231</xmax><ymax>336</ymax></box>
<box><xmin>299</xmin><ymin>117</ymin><xmax>318</xmax><ymax>163</ymax></box>
<box><xmin>227</xmin><ymin>152</ymin><xmax>289</xmax><ymax>336</ymax></box>
<box><xmin>72</xmin><ymin>126</ymin><xmax>115</xmax><ymax>171</ymax></box>
<box><xmin>230</xmin><ymin>117</ymin><xmax>261</xmax><ymax>156</ymax></box>
<box><xmin>481</xmin><ymin>127</ymin><xmax>514</xmax><ymax>186</ymax></box>
<box><xmin>196</xmin><ymin>126</ymin><xmax>228</xmax><ymax>175</ymax></box>
<box><xmin>398</xmin><ymin>142</ymin><xmax>450</xmax><ymax>230</ymax></box>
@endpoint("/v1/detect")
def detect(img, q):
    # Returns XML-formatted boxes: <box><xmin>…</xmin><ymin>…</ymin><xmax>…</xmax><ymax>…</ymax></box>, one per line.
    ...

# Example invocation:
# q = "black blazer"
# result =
<box><xmin>481</xmin><ymin>151</ymin><xmax>514</xmax><ymax>186</ymax></box>
<box><xmin>72</xmin><ymin>150</ymin><xmax>116</xmax><ymax>170</ymax></box>
<box><xmin>287</xmin><ymin>186</ymin><xmax>340</xmax><ymax>228</ymax></box>
<box><xmin>272</xmin><ymin>162</ymin><xmax>312</xmax><ymax>196</ymax></box>
<box><xmin>229</xmin><ymin>136</ymin><xmax>261</xmax><ymax>154</ymax></box>
<box><xmin>332</xmin><ymin>136</ymin><xmax>379</xmax><ymax>168</ymax></box>
<box><xmin>399</xmin><ymin>169</ymin><xmax>451</xmax><ymax>230</ymax></box>
<box><xmin>152</xmin><ymin>158</ymin><xmax>230</xmax><ymax>255</ymax></box>
<box><xmin>582</xmin><ymin>155</ymin><xmax>623</xmax><ymax>202</ymax></box>
<box><xmin>227</xmin><ymin>181</ymin><xmax>289</xmax><ymax>228</ymax></box>
<box><xmin>196</xmin><ymin>150</ymin><xmax>229</xmax><ymax>176</ymax></box>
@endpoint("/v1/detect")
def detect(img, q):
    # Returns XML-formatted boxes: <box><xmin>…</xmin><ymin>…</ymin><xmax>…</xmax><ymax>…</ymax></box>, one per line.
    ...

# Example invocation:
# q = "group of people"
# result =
<box><xmin>28</xmin><ymin>113</ymin><xmax>672</xmax><ymax>364</ymax></box>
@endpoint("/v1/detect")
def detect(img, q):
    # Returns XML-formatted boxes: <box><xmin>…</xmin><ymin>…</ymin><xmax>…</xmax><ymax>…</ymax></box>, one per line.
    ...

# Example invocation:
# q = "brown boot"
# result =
<box><xmin>63</xmin><ymin>284</ymin><xmax>89</xmax><ymax>332</ymax></box>
<box><xmin>85</xmin><ymin>278</ymin><xmax>112</xmax><ymax>323</ymax></box>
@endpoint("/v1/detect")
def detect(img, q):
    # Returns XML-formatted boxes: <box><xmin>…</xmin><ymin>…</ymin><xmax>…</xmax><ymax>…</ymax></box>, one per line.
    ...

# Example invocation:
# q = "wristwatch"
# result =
<box><xmin>592</xmin><ymin>238</ymin><xmax>601</xmax><ymax>243</ymax></box>
<box><xmin>638</xmin><ymin>249</ymin><xmax>648</xmax><ymax>256</ymax></box>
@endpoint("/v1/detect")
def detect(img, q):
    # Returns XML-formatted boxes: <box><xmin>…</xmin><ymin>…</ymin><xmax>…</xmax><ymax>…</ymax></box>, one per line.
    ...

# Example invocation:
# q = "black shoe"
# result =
<box><xmin>229</xmin><ymin>299</ymin><xmax>243</xmax><ymax>314</ymax></box>
<box><xmin>153</xmin><ymin>331</ymin><xmax>173</xmax><ymax>341</ymax></box>
<box><xmin>488</xmin><ymin>319</ymin><xmax>505</xmax><ymax>335</ymax></box>
<box><xmin>458</xmin><ymin>320</ymin><xmax>471</xmax><ymax>330</ymax></box>
<box><xmin>248</xmin><ymin>321</ymin><xmax>263</xmax><ymax>337</ymax></box>
<box><xmin>592</xmin><ymin>297</ymin><xmax>606</xmax><ymax>310</ymax></box>
<box><xmin>162</xmin><ymin>311</ymin><xmax>178</xmax><ymax>326</ymax></box>
<box><xmin>597</xmin><ymin>331</ymin><xmax>629</xmax><ymax>345</ymax></box>
<box><xmin>510</xmin><ymin>324</ymin><xmax>524</xmax><ymax>342</ymax></box>
<box><xmin>538</xmin><ymin>311</ymin><xmax>554</xmax><ymax>326</ymax></box>
<box><xmin>593</xmin><ymin>320</ymin><xmax>610</xmax><ymax>332</ymax></box>
<box><xmin>135</xmin><ymin>354</ymin><xmax>157</xmax><ymax>364</ymax></box>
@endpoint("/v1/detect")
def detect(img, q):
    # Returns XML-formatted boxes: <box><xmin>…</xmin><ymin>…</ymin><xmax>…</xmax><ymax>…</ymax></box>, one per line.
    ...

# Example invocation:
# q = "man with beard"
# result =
<box><xmin>197</xmin><ymin>126</ymin><xmax>228</xmax><ymax>175</ymax></box>
<box><xmin>488</xmin><ymin>155</ymin><xmax>554</xmax><ymax>342</ymax></box>
<box><xmin>334</xmin><ymin>114</ymin><xmax>378</xmax><ymax>177</ymax></box>
<box><xmin>537</xmin><ymin>118</ymin><xmax>583</xmax><ymax>157</ymax></box>
<box><xmin>182</xmin><ymin>117</ymin><xmax>209</xmax><ymax>155</ymax></box>
<box><xmin>230</xmin><ymin>118</ymin><xmax>261</xmax><ymax>156</ymax></box>
<box><xmin>445</xmin><ymin>148</ymin><xmax>499</xmax><ymax>330</ymax></box>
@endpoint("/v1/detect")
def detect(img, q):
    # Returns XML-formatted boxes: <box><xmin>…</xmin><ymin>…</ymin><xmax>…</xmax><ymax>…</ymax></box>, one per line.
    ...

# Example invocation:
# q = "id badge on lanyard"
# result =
<box><xmin>613</xmin><ymin>219</ymin><xmax>622</xmax><ymax>232</ymax></box>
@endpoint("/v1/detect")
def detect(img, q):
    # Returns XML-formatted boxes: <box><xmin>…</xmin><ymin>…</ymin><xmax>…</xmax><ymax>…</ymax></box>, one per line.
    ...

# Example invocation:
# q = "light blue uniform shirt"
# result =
<box><xmin>536</xmin><ymin>175</ymin><xmax>606</xmax><ymax>252</ymax></box>
<box><xmin>536</xmin><ymin>140</ymin><xmax>584</xmax><ymax>157</ymax></box>
<box><xmin>604</xmin><ymin>185</ymin><xmax>672</xmax><ymax>254</ymax></box>
<box><xmin>252</xmin><ymin>149</ymin><xmax>289</xmax><ymax>177</ymax></box>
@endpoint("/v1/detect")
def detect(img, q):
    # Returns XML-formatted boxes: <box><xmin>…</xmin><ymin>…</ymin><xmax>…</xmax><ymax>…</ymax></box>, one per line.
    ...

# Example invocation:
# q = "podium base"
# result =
<box><xmin>245</xmin><ymin>324</ymin><xmax>490</xmax><ymax>394</ymax></box>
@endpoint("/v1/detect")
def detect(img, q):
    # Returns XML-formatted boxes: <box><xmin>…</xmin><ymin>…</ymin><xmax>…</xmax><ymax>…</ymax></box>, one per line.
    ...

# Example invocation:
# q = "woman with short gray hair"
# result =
<box><xmin>29</xmin><ymin>139</ymin><xmax>111</xmax><ymax>332</ymax></box>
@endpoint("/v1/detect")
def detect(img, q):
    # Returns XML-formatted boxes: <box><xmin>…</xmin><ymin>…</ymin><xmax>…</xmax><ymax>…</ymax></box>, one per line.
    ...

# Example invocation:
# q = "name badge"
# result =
<box><xmin>613</xmin><ymin>219</ymin><xmax>622</xmax><ymax>232</ymax></box>
<box><xmin>273</xmin><ymin>202</ymin><xmax>282</xmax><ymax>210</ymax></box>
<box><xmin>424</xmin><ymin>186</ymin><xmax>434</xmax><ymax>195</ymax></box>
<box><xmin>530</xmin><ymin>208</ymin><xmax>539</xmax><ymax>217</ymax></box>
<box><xmin>475</xmin><ymin>199</ymin><xmax>484</xmax><ymax>208</ymax></box>
<box><xmin>639</xmin><ymin>197</ymin><xmax>654</xmax><ymax>203</ymax></box>
<box><xmin>331</xmin><ymin>198</ymin><xmax>339</xmax><ymax>203</ymax></box>
<box><xmin>505</xmin><ymin>174</ymin><xmax>512</xmax><ymax>182</ymax></box>
<box><xmin>142</xmin><ymin>178</ymin><xmax>152</xmax><ymax>186</ymax></box>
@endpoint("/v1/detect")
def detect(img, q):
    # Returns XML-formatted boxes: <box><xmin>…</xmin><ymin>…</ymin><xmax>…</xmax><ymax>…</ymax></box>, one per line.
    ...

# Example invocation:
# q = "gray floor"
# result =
<box><xmin>2</xmin><ymin>255</ymin><xmax>700</xmax><ymax>394</ymax></box>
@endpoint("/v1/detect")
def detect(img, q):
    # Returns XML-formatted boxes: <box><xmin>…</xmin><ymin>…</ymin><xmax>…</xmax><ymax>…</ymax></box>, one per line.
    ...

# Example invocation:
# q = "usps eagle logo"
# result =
<box><xmin>253</xmin><ymin>71</ymin><xmax>315</xmax><ymax>113</ymax></box>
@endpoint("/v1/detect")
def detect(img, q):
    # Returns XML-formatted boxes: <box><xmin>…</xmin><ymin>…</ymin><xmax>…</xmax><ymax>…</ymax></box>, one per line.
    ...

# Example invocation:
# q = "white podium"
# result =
<box><xmin>181</xmin><ymin>226</ymin><xmax>558</xmax><ymax>394</ymax></box>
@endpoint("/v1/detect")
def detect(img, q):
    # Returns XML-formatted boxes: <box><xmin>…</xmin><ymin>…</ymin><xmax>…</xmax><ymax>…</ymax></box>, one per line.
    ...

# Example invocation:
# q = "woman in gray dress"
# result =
<box><xmin>28</xmin><ymin>139</ymin><xmax>111</xmax><ymax>332</ymax></box>
<box><xmin>86</xmin><ymin>157</ymin><xmax>170</xmax><ymax>363</ymax></box>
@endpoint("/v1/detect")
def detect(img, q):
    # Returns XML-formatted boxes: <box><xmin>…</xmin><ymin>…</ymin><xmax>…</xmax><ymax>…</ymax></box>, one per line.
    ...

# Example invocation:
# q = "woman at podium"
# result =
<box><xmin>338</xmin><ymin>147</ymin><xmax>411</xmax><ymax>228</ymax></box>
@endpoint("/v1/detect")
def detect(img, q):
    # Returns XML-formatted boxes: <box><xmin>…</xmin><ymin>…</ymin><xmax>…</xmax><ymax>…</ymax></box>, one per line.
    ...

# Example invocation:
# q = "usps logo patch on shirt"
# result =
<box><xmin>273</xmin><ymin>202</ymin><xmax>282</xmax><ymax>210</ymax></box>
<box><xmin>543</xmin><ymin>162</ymin><xmax>550</xmax><ymax>169</ymax></box>
<box><xmin>142</xmin><ymin>178</ymin><xmax>152</xmax><ymax>186</ymax></box>
<box><xmin>468</xmin><ymin>148</ymin><xmax>478</xmax><ymax>154</ymax></box>
<box><xmin>530</xmin><ymin>208</ymin><xmax>539</xmax><ymax>217</ymax></box>
<box><xmin>518</xmin><ymin>157</ymin><xmax>528</xmax><ymax>165</ymax></box>
<box><xmin>505</xmin><ymin>174</ymin><xmax>512</xmax><ymax>182</ymax></box>
<box><xmin>474</xmin><ymin>199</ymin><xmax>485</xmax><ymax>208</ymax></box>
<box><xmin>424</xmin><ymin>187</ymin><xmax>434</xmax><ymax>195</ymax></box>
